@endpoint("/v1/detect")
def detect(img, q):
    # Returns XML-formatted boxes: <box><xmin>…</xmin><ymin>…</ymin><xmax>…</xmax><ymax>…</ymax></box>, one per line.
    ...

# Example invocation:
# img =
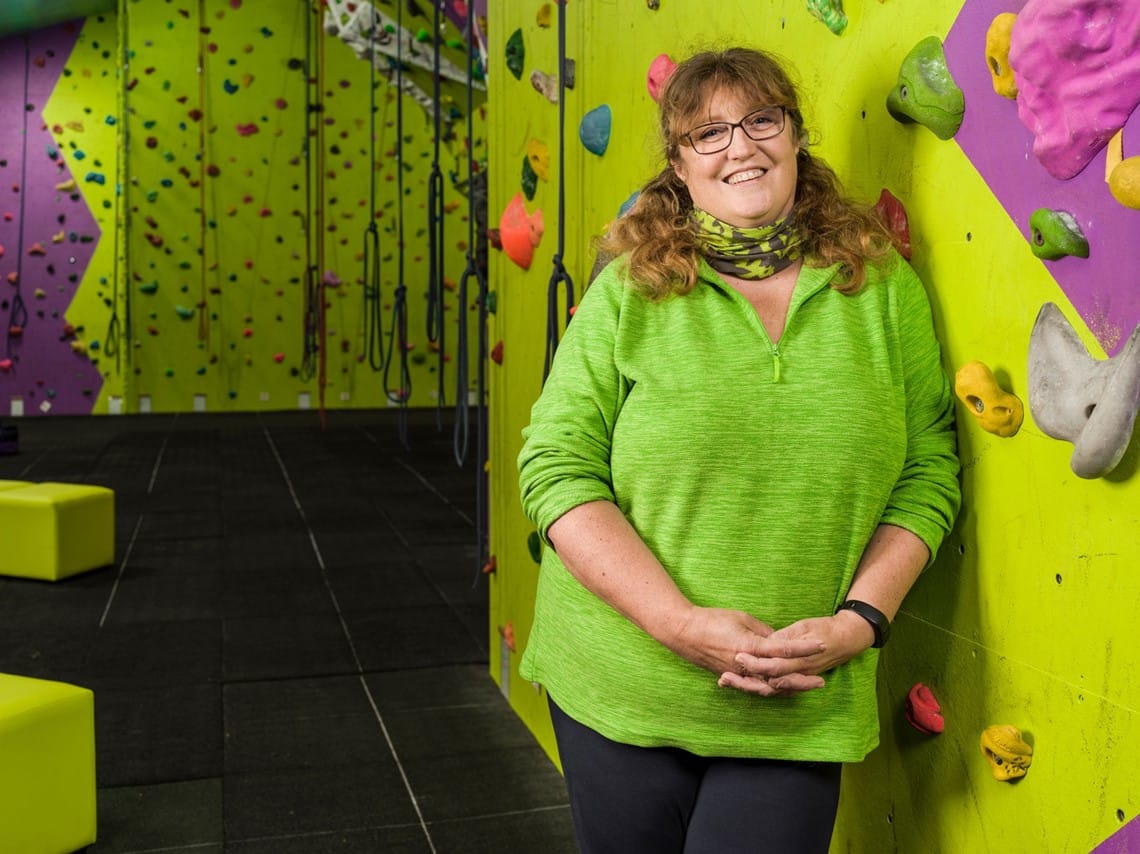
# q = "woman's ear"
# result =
<box><xmin>671</xmin><ymin>158</ymin><xmax>686</xmax><ymax>182</ymax></box>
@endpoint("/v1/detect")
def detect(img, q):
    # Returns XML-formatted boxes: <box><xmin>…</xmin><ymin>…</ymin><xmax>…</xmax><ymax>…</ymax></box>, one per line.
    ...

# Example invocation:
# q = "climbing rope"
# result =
<box><xmin>105</xmin><ymin>0</ymin><xmax>130</xmax><ymax>373</ymax></box>
<box><xmin>453</xmin><ymin>0</ymin><xmax>490</xmax><ymax>577</ymax></box>
<box><xmin>5</xmin><ymin>34</ymin><xmax>31</xmax><ymax>365</ymax></box>
<box><xmin>383</xmin><ymin>0</ymin><xmax>412</xmax><ymax>449</ymax></box>
<box><xmin>361</xmin><ymin>4</ymin><xmax>383</xmax><ymax>371</ymax></box>
<box><xmin>543</xmin><ymin>0</ymin><xmax>576</xmax><ymax>383</ymax></box>
<box><xmin>299</xmin><ymin>1</ymin><xmax>316</xmax><ymax>381</ymax></box>
<box><xmin>425</xmin><ymin>0</ymin><xmax>447</xmax><ymax>427</ymax></box>
<box><xmin>453</xmin><ymin>1</ymin><xmax>484</xmax><ymax>469</ymax></box>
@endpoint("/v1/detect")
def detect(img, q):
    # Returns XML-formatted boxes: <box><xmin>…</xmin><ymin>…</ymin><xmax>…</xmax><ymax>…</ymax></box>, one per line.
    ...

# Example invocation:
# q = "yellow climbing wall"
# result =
<box><xmin>44</xmin><ymin>0</ymin><xmax>484</xmax><ymax>413</ymax></box>
<box><xmin>486</xmin><ymin>2</ymin><xmax>1140</xmax><ymax>852</ymax></box>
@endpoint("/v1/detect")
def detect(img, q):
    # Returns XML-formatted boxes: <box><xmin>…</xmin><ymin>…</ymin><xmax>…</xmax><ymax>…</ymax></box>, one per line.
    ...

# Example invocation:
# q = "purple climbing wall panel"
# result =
<box><xmin>946</xmin><ymin>0</ymin><xmax>1140</xmax><ymax>357</ymax></box>
<box><xmin>0</xmin><ymin>21</ymin><xmax>104</xmax><ymax>415</ymax></box>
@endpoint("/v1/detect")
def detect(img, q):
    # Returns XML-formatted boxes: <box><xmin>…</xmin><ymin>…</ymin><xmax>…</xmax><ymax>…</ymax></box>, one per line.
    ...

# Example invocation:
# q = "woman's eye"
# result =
<box><xmin>746</xmin><ymin>115</ymin><xmax>773</xmax><ymax>130</ymax></box>
<box><xmin>698</xmin><ymin>125</ymin><xmax>727</xmax><ymax>141</ymax></box>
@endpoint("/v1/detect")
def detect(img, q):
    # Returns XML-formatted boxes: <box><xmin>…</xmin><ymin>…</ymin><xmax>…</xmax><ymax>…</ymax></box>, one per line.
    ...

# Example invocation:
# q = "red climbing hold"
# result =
<box><xmin>905</xmin><ymin>683</ymin><xmax>945</xmax><ymax>734</ymax></box>
<box><xmin>27</xmin><ymin>242</ymin><xmax>46</xmax><ymax>256</ymax></box>
<box><xmin>482</xmin><ymin>555</ymin><xmax>497</xmax><ymax>575</ymax></box>
<box><xmin>490</xmin><ymin>340</ymin><xmax>503</xmax><ymax>364</ymax></box>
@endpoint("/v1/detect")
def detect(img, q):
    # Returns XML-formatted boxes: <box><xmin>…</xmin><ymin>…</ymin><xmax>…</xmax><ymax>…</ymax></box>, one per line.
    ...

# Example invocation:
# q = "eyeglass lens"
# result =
<box><xmin>688</xmin><ymin>107</ymin><xmax>784</xmax><ymax>154</ymax></box>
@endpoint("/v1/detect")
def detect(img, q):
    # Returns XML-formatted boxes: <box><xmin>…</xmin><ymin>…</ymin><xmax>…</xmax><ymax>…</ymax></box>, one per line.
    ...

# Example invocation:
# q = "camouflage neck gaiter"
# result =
<box><xmin>691</xmin><ymin>207</ymin><xmax>802</xmax><ymax>280</ymax></box>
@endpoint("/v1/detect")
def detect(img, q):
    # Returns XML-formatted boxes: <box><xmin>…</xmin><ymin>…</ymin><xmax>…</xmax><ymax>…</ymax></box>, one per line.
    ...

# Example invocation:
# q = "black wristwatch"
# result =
<box><xmin>836</xmin><ymin>600</ymin><xmax>891</xmax><ymax>648</ymax></box>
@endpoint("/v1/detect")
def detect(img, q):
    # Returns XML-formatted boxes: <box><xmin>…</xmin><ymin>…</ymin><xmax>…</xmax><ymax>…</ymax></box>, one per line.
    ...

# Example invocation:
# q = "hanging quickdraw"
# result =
<box><xmin>425</xmin><ymin>0</ymin><xmax>447</xmax><ymax>426</ymax></box>
<box><xmin>543</xmin><ymin>0</ymin><xmax>576</xmax><ymax>383</ymax></box>
<box><xmin>383</xmin><ymin>0</ymin><xmax>412</xmax><ymax>448</ymax></box>
<box><xmin>5</xmin><ymin>34</ymin><xmax>32</xmax><ymax>366</ymax></box>
<box><xmin>361</xmin><ymin>4</ymin><xmax>383</xmax><ymax>371</ymax></box>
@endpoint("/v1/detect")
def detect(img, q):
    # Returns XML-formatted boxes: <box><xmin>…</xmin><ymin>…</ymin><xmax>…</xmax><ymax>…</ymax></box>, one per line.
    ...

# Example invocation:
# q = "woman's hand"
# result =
<box><xmin>666</xmin><ymin>606</ymin><xmax>826</xmax><ymax>685</ymax></box>
<box><xmin>717</xmin><ymin>611</ymin><xmax>875</xmax><ymax>696</ymax></box>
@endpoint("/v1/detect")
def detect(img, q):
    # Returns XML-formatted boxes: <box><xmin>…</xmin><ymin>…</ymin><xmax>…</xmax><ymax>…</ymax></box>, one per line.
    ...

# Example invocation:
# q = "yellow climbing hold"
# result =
<box><xmin>979</xmin><ymin>725</ymin><xmax>1033</xmax><ymax>781</ymax></box>
<box><xmin>954</xmin><ymin>360</ymin><xmax>1023</xmax><ymax>437</ymax></box>
<box><xmin>985</xmin><ymin>13</ymin><xmax>1018</xmax><ymax>99</ymax></box>
<box><xmin>55</xmin><ymin>178</ymin><xmax>77</xmax><ymax>193</ymax></box>
<box><xmin>1108</xmin><ymin>156</ymin><xmax>1140</xmax><ymax>210</ymax></box>
<box><xmin>536</xmin><ymin>3</ymin><xmax>552</xmax><ymax>27</ymax></box>
<box><xmin>526</xmin><ymin>138</ymin><xmax>550</xmax><ymax>182</ymax></box>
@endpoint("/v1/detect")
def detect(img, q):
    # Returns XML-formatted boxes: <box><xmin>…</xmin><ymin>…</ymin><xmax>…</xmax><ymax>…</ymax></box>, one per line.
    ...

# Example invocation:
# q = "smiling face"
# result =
<box><xmin>672</xmin><ymin>87</ymin><xmax>800</xmax><ymax>228</ymax></box>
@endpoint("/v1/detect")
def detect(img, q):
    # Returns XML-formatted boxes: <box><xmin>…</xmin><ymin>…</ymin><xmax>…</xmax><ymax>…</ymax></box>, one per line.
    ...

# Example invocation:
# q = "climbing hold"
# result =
<box><xmin>984</xmin><ymin>13</ymin><xmax>1018</xmax><ymax>99</ymax></box>
<box><xmin>530</xmin><ymin>69</ymin><xmax>559</xmax><ymax>103</ymax></box>
<box><xmin>33</xmin><ymin>288</ymin><xmax>45</xmax><ymax>299</ymax></box>
<box><xmin>616</xmin><ymin>192</ymin><xmax>641</xmax><ymax>219</ymax></box>
<box><xmin>579</xmin><ymin>105</ymin><xmax>612</xmax><ymax>156</ymax></box>
<box><xmin>1109</xmin><ymin>156</ymin><xmax>1140</xmax><ymax>210</ymax></box>
<box><xmin>1027</xmin><ymin>209</ymin><xmax>1089</xmax><ymax>261</ymax></box>
<box><xmin>527</xmin><ymin>531</ymin><xmax>543</xmax><ymax>563</ymax></box>
<box><xmin>1009</xmin><ymin>0</ymin><xmax>1140</xmax><ymax>180</ymax></box>
<box><xmin>980</xmin><ymin>725</ymin><xmax>1033</xmax><ymax>781</ymax></box>
<box><xmin>175</xmin><ymin>305</ymin><xmax>195</xmax><ymax>319</ymax></box>
<box><xmin>27</xmin><ymin>242</ymin><xmax>46</xmax><ymax>256</ymax></box>
<box><xmin>69</xmin><ymin>340</ymin><xmax>87</xmax><ymax>355</ymax></box>
<box><xmin>536</xmin><ymin>3</ymin><xmax>552</xmax><ymax>26</ymax></box>
<box><xmin>223</xmin><ymin>79</ymin><xmax>239</xmax><ymax>94</ymax></box>
<box><xmin>521</xmin><ymin>156</ymin><xmax>538</xmax><ymax>201</ymax></box>
<box><xmin>526</xmin><ymin>139</ymin><xmax>551</xmax><ymax>182</ymax></box>
<box><xmin>501</xmin><ymin>622</ymin><xmax>516</xmax><ymax>652</ymax></box>
<box><xmin>139</xmin><ymin>280</ymin><xmax>158</xmax><ymax>294</ymax></box>
<box><xmin>954</xmin><ymin>361</ymin><xmax>1024</xmax><ymax>438</ymax></box>
<box><xmin>906</xmin><ymin>683</ymin><xmax>945</xmax><ymax>734</ymax></box>
<box><xmin>485</xmin><ymin>291</ymin><xmax>498</xmax><ymax>314</ymax></box>
<box><xmin>273</xmin><ymin>352</ymin><xmax>284</xmax><ymax>363</ymax></box>
<box><xmin>55</xmin><ymin>178</ymin><xmax>77</xmax><ymax>193</ymax></box>
<box><xmin>647</xmin><ymin>54</ymin><xmax>676</xmax><ymax>102</ymax></box>
<box><xmin>505</xmin><ymin>29</ymin><xmax>524</xmax><ymax>81</ymax></box>
<box><xmin>482</xmin><ymin>555</ymin><xmax>497</xmax><ymax>575</ymax></box>
<box><xmin>1028</xmin><ymin>303</ymin><xmax>1140</xmax><ymax>478</ymax></box>
<box><xmin>498</xmin><ymin>192</ymin><xmax>544</xmax><ymax>270</ymax></box>
<box><xmin>235</xmin><ymin>123</ymin><xmax>259</xmax><ymax>136</ymax></box>
<box><xmin>806</xmin><ymin>0</ymin><xmax>847</xmax><ymax>35</ymax></box>
<box><xmin>886</xmin><ymin>36</ymin><xmax>964</xmax><ymax>140</ymax></box>
<box><xmin>874</xmin><ymin>188</ymin><xmax>911</xmax><ymax>260</ymax></box>
<box><xmin>491</xmin><ymin>340</ymin><xmax>504</xmax><ymax>364</ymax></box>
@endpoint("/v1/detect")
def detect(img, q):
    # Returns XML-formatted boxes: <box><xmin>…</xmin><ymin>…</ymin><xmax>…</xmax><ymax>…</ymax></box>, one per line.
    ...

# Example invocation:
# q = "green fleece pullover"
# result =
<box><xmin>518</xmin><ymin>254</ymin><xmax>960</xmax><ymax>761</ymax></box>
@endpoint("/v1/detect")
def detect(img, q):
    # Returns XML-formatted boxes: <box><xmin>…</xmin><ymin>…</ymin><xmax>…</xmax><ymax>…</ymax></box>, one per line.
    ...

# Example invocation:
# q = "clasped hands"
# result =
<box><xmin>670</xmin><ymin>606</ymin><xmax>877</xmax><ymax>698</ymax></box>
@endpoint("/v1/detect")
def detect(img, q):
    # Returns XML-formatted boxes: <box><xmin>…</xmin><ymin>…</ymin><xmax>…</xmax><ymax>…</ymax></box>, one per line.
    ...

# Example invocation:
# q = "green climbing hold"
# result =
<box><xmin>175</xmin><ymin>305</ymin><xmax>195</xmax><ymax>319</ymax></box>
<box><xmin>886</xmin><ymin>37</ymin><xmax>964</xmax><ymax>140</ymax></box>
<box><xmin>506</xmin><ymin>29</ymin><xmax>524</xmax><ymax>81</ymax></box>
<box><xmin>527</xmin><ymin>531</ymin><xmax>543</xmax><ymax>564</ymax></box>
<box><xmin>521</xmin><ymin>155</ymin><xmax>538</xmax><ymax>201</ymax></box>
<box><xmin>1028</xmin><ymin>209</ymin><xmax>1089</xmax><ymax>261</ymax></box>
<box><xmin>139</xmin><ymin>280</ymin><xmax>158</xmax><ymax>294</ymax></box>
<box><xmin>806</xmin><ymin>0</ymin><xmax>847</xmax><ymax>35</ymax></box>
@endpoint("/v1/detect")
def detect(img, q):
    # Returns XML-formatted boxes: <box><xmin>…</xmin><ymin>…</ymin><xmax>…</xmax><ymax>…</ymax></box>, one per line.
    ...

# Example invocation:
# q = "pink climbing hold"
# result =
<box><xmin>235</xmin><ymin>123</ymin><xmax>259</xmax><ymax>137</ymax></box>
<box><xmin>0</xmin><ymin>359</ymin><xmax>11</xmax><ymax>372</ymax></box>
<box><xmin>1009</xmin><ymin>0</ymin><xmax>1140</xmax><ymax>180</ymax></box>
<box><xmin>906</xmin><ymin>683</ymin><xmax>945</xmax><ymax>734</ymax></box>
<box><xmin>273</xmin><ymin>352</ymin><xmax>284</xmax><ymax>363</ymax></box>
<box><xmin>647</xmin><ymin>53</ymin><xmax>677</xmax><ymax>102</ymax></box>
<box><xmin>27</xmin><ymin>242</ymin><xmax>46</xmax><ymax>256</ymax></box>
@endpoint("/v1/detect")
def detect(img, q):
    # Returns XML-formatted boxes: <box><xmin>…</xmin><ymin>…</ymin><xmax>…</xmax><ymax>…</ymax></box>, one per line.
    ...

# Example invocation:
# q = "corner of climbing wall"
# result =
<box><xmin>488</xmin><ymin>1</ymin><xmax>1140</xmax><ymax>851</ymax></box>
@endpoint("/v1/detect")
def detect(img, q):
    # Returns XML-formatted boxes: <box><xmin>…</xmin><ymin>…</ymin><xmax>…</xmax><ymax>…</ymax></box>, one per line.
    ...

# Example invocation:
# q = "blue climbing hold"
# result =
<box><xmin>579</xmin><ymin>104</ymin><xmax>612</xmax><ymax>156</ymax></box>
<box><xmin>619</xmin><ymin>190</ymin><xmax>640</xmax><ymax>217</ymax></box>
<box><xmin>84</xmin><ymin>172</ymin><xmax>106</xmax><ymax>185</ymax></box>
<box><xmin>223</xmin><ymin>79</ymin><xmax>239</xmax><ymax>94</ymax></box>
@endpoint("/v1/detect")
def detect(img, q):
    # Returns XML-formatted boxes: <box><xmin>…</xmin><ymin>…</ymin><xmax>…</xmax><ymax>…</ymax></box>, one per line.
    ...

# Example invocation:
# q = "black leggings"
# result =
<box><xmin>549</xmin><ymin>699</ymin><xmax>842</xmax><ymax>854</ymax></box>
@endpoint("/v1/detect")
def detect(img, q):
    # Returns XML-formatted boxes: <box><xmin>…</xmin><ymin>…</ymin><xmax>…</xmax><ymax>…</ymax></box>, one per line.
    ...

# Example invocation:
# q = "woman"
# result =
<box><xmin>517</xmin><ymin>47</ymin><xmax>960</xmax><ymax>854</ymax></box>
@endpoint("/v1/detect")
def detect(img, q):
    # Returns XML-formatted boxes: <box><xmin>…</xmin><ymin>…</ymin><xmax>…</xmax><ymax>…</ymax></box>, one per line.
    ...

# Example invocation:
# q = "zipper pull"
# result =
<box><xmin>771</xmin><ymin>344</ymin><xmax>782</xmax><ymax>383</ymax></box>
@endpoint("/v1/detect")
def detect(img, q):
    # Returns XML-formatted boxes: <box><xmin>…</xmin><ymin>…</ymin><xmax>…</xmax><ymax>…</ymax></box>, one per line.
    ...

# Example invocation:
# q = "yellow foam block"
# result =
<box><xmin>0</xmin><ymin>480</ymin><xmax>31</xmax><ymax>491</ymax></box>
<box><xmin>0</xmin><ymin>674</ymin><xmax>97</xmax><ymax>854</ymax></box>
<box><xmin>0</xmin><ymin>482</ymin><xmax>115</xmax><ymax>581</ymax></box>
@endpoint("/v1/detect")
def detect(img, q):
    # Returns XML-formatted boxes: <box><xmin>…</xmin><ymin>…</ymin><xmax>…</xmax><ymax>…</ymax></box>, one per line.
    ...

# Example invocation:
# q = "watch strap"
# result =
<box><xmin>836</xmin><ymin>599</ymin><xmax>890</xmax><ymax>648</ymax></box>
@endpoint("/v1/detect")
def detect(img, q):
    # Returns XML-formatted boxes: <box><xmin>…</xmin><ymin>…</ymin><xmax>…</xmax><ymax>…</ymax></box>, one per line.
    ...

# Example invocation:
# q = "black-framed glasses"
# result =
<box><xmin>684</xmin><ymin>107</ymin><xmax>786</xmax><ymax>155</ymax></box>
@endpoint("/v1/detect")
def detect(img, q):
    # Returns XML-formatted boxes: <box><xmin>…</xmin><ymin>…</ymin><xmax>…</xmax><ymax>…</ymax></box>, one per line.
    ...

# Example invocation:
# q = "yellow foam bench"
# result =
<box><xmin>0</xmin><ymin>482</ymin><xmax>115</xmax><ymax>581</ymax></box>
<box><xmin>0</xmin><ymin>674</ymin><xmax>97</xmax><ymax>854</ymax></box>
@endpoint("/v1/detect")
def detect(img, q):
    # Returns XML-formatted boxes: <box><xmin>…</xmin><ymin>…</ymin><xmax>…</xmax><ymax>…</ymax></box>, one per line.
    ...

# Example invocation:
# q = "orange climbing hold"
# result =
<box><xmin>498</xmin><ymin>192</ymin><xmax>544</xmax><ymax>270</ymax></box>
<box><xmin>482</xmin><ymin>555</ymin><xmax>497</xmax><ymax>575</ymax></box>
<box><xmin>27</xmin><ymin>242</ymin><xmax>46</xmax><ymax>256</ymax></box>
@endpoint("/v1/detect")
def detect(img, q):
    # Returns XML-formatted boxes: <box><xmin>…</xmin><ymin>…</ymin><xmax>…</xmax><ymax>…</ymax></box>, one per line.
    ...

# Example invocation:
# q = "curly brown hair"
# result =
<box><xmin>599</xmin><ymin>48</ymin><xmax>897</xmax><ymax>300</ymax></box>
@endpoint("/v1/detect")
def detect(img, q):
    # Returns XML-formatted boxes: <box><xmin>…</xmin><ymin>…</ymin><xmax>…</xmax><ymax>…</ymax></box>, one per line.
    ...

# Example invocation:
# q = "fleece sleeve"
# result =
<box><xmin>517</xmin><ymin>266</ymin><xmax>634</xmax><ymax>543</ymax></box>
<box><xmin>879</xmin><ymin>263</ymin><xmax>962</xmax><ymax>565</ymax></box>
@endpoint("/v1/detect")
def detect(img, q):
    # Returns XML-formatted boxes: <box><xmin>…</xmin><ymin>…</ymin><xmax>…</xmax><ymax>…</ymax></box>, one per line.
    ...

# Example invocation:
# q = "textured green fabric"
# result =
<box><xmin>692</xmin><ymin>207</ymin><xmax>803</xmax><ymax>279</ymax></box>
<box><xmin>518</xmin><ymin>253</ymin><xmax>960</xmax><ymax>762</ymax></box>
